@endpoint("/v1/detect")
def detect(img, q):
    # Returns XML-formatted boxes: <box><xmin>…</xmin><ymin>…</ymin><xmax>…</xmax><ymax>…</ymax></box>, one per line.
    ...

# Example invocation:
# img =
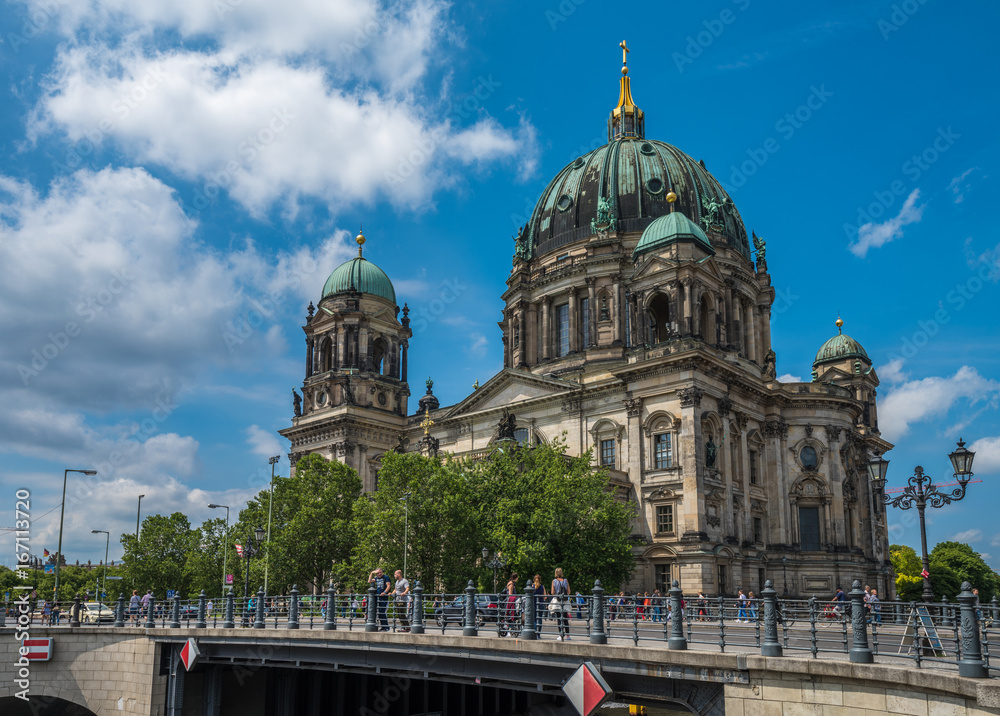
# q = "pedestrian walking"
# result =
<box><xmin>737</xmin><ymin>589</ymin><xmax>748</xmax><ymax>622</ymax></box>
<box><xmin>393</xmin><ymin>569</ymin><xmax>410</xmax><ymax>632</ymax></box>
<box><xmin>369</xmin><ymin>568</ymin><xmax>392</xmax><ymax>631</ymax></box>
<box><xmin>129</xmin><ymin>590</ymin><xmax>141</xmax><ymax>625</ymax></box>
<box><xmin>868</xmin><ymin>589</ymin><xmax>881</xmax><ymax>625</ymax></box>
<box><xmin>551</xmin><ymin>567</ymin><xmax>571</xmax><ymax>641</ymax></box>
<box><xmin>575</xmin><ymin>591</ymin><xmax>585</xmax><ymax>620</ymax></box>
<box><xmin>532</xmin><ymin>574</ymin><xmax>547</xmax><ymax>634</ymax></box>
<box><xmin>697</xmin><ymin>590</ymin><xmax>708</xmax><ymax>621</ymax></box>
<box><xmin>747</xmin><ymin>591</ymin><xmax>757</xmax><ymax>621</ymax></box>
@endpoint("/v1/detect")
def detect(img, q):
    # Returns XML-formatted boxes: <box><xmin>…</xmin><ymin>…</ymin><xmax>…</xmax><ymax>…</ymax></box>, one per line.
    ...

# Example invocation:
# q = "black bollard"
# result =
<box><xmin>848</xmin><ymin>580</ymin><xmax>873</xmax><ymax>663</ymax></box>
<box><xmin>894</xmin><ymin>597</ymin><xmax>905</xmax><ymax>625</ymax></box>
<box><xmin>223</xmin><ymin>590</ymin><xmax>235</xmax><ymax>629</ymax></box>
<box><xmin>70</xmin><ymin>595</ymin><xmax>82</xmax><ymax>628</ymax></box>
<box><xmin>196</xmin><ymin>590</ymin><xmax>207</xmax><ymax>629</ymax></box>
<box><xmin>114</xmin><ymin>593</ymin><xmax>125</xmax><ymax>628</ymax></box>
<box><xmin>668</xmin><ymin>580</ymin><xmax>687</xmax><ymax>650</ymax></box>
<box><xmin>365</xmin><ymin>583</ymin><xmax>378</xmax><ymax>632</ymax></box>
<box><xmin>957</xmin><ymin>582</ymin><xmax>987</xmax><ymax>677</ymax></box>
<box><xmin>589</xmin><ymin>580</ymin><xmax>605</xmax><ymax>645</ymax></box>
<box><xmin>520</xmin><ymin>582</ymin><xmax>536</xmax><ymax>641</ymax></box>
<box><xmin>761</xmin><ymin>580</ymin><xmax>782</xmax><ymax>657</ymax></box>
<box><xmin>411</xmin><ymin>581</ymin><xmax>426</xmax><ymax>635</ymax></box>
<box><xmin>462</xmin><ymin>581</ymin><xmax>478</xmax><ymax>637</ymax></box>
<box><xmin>324</xmin><ymin>582</ymin><xmax>337</xmax><ymax>631</ymax></box>
<box><xmin>170</xmin><ymin>594</ymin><xmax>181</xmax><ymax>628</ymax></box>
<box><xmin>288</xmin><ymin>585</ymin><xmax>300</xmax><ymax>629</ymax></box>
<box><xmin>253</xmin><ymin>587</ymin><xmax>265</xmax><ymax>629</ymax></box>
<box><xmin>144</xmin><ymin>594</ymin><xmax>155</xmax><ymax>628</ymax></box>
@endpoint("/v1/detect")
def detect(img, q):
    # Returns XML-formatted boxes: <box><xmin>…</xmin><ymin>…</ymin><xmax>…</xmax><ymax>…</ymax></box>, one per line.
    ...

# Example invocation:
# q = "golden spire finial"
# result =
<box><xmin>620</xmin><ymin>40</ymin><xmax>630</xmax><ymax>75</ymax></box>
<box><xmin>666</xmin><ymin>189</ymin><xmax>678</xmax><ymax>212</ymax></box>
<box><xmin>420</xmin><ymin>407</ymin><xmax>434</xmax><ymax>436</ymax></box>
<box><xmin>836</xmin><ymin>316</ymin><xmax>844</xmax><ymax>334</ymax></box>
<box><xmin>356</xmin><ymin>224</ymin><xmax>366</xmax><ymax>257</ymax></box>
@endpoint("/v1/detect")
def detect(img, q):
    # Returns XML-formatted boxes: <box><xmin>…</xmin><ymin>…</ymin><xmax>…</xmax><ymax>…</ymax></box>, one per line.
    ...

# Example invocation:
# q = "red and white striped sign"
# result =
<box><xmin>563</xmin><ymin>661</ymin><xmax>612</xmax><ymax>716</ymax></box>
<box><xmin>179</xmin><ymin>638</ymin><xmax>200</xmax><ymax>671</ymax></box>
<box><xmin>234</xmin><ymin>543</ymin><xmax>244</xmax><ymax>558</ymax></box>
<box><xmin>23</xmin><ymin>638</ymin><xmax>53</xmax><ymax>662</ymax></box>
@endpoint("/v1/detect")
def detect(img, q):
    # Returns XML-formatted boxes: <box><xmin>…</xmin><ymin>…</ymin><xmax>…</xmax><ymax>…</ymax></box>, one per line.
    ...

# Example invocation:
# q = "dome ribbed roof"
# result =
<box><xmin>519</xmin><ymin>138</ymin><xmax>750</xmax><ymax>262</ymax></box>
<box><xmin>322</xmin><ymin>257</ymin><xmax>396</xmax><ymax>304</ymax></box>
<box><xmin>633</xmin><ymin>210</ymin><xmax>713</xmax><ymax>259</ymax></box>
<box><xmin>814</xmin><ymin>333</ymin><xmax>870</xmax><ymax>367</ymax></box>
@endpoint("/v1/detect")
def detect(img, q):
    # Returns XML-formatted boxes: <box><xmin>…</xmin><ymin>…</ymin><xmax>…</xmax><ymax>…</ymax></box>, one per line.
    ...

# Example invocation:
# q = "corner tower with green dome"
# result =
<box><xmin>280</xmin><ymin>230</ymin><xmax>412</xmax><ymax>491</ymax></box>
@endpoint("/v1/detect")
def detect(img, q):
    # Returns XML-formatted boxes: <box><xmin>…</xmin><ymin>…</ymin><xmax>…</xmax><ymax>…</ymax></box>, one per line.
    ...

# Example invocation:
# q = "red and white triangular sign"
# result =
<box><xmin>563</xmin><ymin>661</ymin><xmax>613</xmax><ymax>716</ymax></box>
<box><xmin>179</xmin><ymin>638</ymin><xmax>200</xmax><ymax>671</ymax></box>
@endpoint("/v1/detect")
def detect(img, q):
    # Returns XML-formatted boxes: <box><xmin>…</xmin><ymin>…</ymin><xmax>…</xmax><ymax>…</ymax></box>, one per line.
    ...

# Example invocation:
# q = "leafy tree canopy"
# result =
<box><xmin>890</xmin><ymin>544</ymin><xmax>922</xmax><ymax>577</ymax></box>
<box><xmin>930</xmin><ymin>541</ymin><xmax>997</xmax><ymax>601</ymax></box>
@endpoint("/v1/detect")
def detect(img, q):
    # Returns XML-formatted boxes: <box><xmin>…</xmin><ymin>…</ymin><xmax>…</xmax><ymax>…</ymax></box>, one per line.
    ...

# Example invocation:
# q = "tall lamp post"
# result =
<box><xmin>264</xmin><ymin>455</ymin><xmax>280</xmax><ymax>596</ymax></box>
<box><xmin>400</xmin><ymin>492</ymin><xmax>411</xmax><ymax>578</ymax></box>
<box><xmin>136</xmin><ymin>494</ymin><xmax>145</xmax><ymax>539</ymax></box>
<box><xmin>91</xmin><ymin>530</ymin><xmax>110</xmax><ymax>618</ymax></box>
<box><xmin>481</xmin><ymin>548</ymin><xmax>506</xmax><ymax>593</ymax></box>
<box><xmin>54</xmin><ymin>468</ymin><xmax>97</xmax><ymax>603</ymax></box>
<box><xmin>208</xmin><ymin>504</ymin><xmax>230</xmax><ymax>596</ymax></box>
<box><xmin>241</xmin><ymin>526</ymin><xmax>265</xmax><ymax>627</ymax></box>
<box><xmin>868</xmin><ymin>439</ymin><xmax>977</xmax><ymax>603</ymax></box>
<box><xmin>781</xmin><ymin>556</ymin><xmax>789</xmax><ymax>597</ymax></box>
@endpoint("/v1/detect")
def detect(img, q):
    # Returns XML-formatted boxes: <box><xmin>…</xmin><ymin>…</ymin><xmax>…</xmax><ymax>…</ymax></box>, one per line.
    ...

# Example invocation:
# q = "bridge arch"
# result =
<box><xmin>0</xmin><ymin>693</ymin><xmax>100</xmax><ymax>716</ymax></box>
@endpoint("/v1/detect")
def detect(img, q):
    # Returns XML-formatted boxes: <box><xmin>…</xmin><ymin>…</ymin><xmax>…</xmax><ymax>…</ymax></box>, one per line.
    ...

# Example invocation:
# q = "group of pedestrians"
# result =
<box><xmin>367</xmin><ymin>567</ymin><xmax>411</xmax><ymax>632</ymax></box>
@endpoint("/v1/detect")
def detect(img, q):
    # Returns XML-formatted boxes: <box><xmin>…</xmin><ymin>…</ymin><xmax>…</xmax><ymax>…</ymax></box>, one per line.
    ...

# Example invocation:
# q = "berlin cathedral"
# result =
<box><xmin>280</xmin><ymin>44</ymin><xmax>894</xmax><ymax>598</ymax></box>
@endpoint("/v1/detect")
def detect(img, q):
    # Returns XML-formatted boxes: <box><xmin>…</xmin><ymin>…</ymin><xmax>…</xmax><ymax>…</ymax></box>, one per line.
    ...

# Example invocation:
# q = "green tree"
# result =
<box><xmin>184</xmin><ymin>517</ymin><xmax>231</xmax><ymax>598</ymax></box>
<box><xmin>351</xmin><ymin>452</ymin><xmax>482</xmax><ymax>593</ymax></box>
<box><xmin>930</xmin><ymin>541</ymin><xmax>997</xmax><ymax>601</ymax></box>
<box><xmin>890</xmin><ymin>544</ymin><xmax>922</xmax><ymax>577</ymax></box>
<box><xmin>120</xmin><ymin>512</ymin><xmax>195</xmax><ymax>598</ymax></box>
<box><xmin>473</xmin><ymin>439</ymin><xmax>635</xmax><ymax>592</ymax></box>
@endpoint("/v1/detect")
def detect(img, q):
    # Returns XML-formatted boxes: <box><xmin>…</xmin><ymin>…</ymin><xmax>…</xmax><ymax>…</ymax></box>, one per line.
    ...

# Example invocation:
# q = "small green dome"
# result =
<box><xmin>322</xmin><ymin>256</ymin><xmax>396</xmax><ymax>304</ymax></box>
<box><xmin>814</xmin><ymin>332</ymin><xmax>870</xmax><ymax>367</ymax></box>
<box><xmin>632</xmin><ymin>210</ymin><xmax>714</xmax><ymax>259</ymax></box>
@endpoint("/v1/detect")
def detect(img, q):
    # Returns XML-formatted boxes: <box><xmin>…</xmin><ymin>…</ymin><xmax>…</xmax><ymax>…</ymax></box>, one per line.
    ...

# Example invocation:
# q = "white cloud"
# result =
<box><xmin>952</xmin><ymin>528</ymin><xmax>983</xmax><ymax>543</ymax></box>
<box><xmin>849</xmin><ymin>189</ymin><xmax>924</xmax><ymax>258</ymax></box>
<box><xmin>245</xmin><ymin>425</ymin><xmax>284</xmax><ymax>460</ymax></box>
<box><xmin>879</xmin><ymin>358</ymin><xmax>907</xmax><ymax>384</ymax></box>
<box><xmin>969</xmin><ymin>436</ymin><xmax>1000</xmax><ymax>475</ymax></box>
<box><xmin>468</xmin><ymin>333</ymin><xmax>488</xmax><ymax>357</ymax></box>
<box><xmin>948</xmin><ymin>167</ymin><xmax>977</xmax><ymax>204</ymax></box>
<box><xmin>879</xmin><ymin>366</ymin><xmax>1000</xmax><ymax>442</ymax></box>
<box><xmin>776</xmin><ymin>373</ymin><xmax>802</xmax><ymax>383</ymax></box>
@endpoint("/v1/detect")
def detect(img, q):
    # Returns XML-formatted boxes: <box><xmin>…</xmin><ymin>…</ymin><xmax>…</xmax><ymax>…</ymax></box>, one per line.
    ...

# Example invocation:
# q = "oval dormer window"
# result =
<box><xmin>645</xmin><ymin>178</ymin><xmax>664</xmax><ymax>195</ymax></box>
<box><xmin>556</xmin><ymin>194</ymin><xmax>574</xmax><ymax>212</ymax></box>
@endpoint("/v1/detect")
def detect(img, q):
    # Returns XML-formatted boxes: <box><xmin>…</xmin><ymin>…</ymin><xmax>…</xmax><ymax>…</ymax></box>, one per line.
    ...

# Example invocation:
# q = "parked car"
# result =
<box><xmin>79</xmin><ymin>602</ymin><xmax>116</xmax><ymax>624</ymax></box>
<box><xmin>433</xmin><ymin>594</ymin><xmax>500</xmax><ymax>626</ymax></box>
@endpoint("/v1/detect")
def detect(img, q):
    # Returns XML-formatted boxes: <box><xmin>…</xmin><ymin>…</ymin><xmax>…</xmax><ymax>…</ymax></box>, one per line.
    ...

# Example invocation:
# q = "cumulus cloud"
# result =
<box><xmin>879</xmin><ymin>366</ymin><xmax>1000</xmax><ymax>442</ymax></box>
<box><xmin>970</xmin><ymin>436</ymin><xmax>1000</xmax><ymax>475</ymax></box>
<box><xmin>849</xmin><ymin>189</ymin><xmax>924</xmax><ymax>258</ymax></box>
<box><xmin>879</xmin><ymin>358</ymin><xmax>907</xmax><ymax>384</ymax></box>
<box><xmin>952</xmin><ymin>528</ymin><xmax>983</xmax><ymax>543</ymax></box>
<box><xmin>245</xmin><ymin>425</ymin><xmax>284</xmax><ymax>460</ymax></box>
<box><xmin>776</xmin><ymin>373</ymin><xmax>803</xmax><ymax>383</ymax></box>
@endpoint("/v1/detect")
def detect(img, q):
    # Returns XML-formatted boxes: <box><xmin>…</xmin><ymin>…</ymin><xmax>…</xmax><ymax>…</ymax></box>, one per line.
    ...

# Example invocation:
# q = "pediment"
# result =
<box><xmin>443</xmin><ymin>369</ymin><xmax>575</xmax><ymax>418</ymax></box>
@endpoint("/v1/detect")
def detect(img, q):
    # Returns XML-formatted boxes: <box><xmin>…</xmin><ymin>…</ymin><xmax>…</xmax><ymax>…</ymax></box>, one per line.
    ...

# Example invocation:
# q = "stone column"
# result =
<box><xmin>305</xmin><ymin>337</ymin><xmax>314</xmax><ymax>378</ymax></box>
<box><xmin>760</xmin><ymin>305</ymin><xmax>773</xmax><ymax>357</ymax></box>
<box><xmin>586</xmin><ymin>277</ymin><xmax>597</xmax><ymax>348</ymax></box>
<box><xmin>401</xmin><ymin>340</ymin><xmax>408</xmax><ymax>382</ymax></box>
<box><xmin>336</xmin><ymin>324</ymin><xmax>345</xmax><ymax>370</ymax></box>
<box><xmin>682</xmin><ymin>279</ymin><xmax>693</xmax><ymax>336</ymax></box>
<box><xmin>746</xmin><ymin>301</ymin><xmax>758</xmax><ymax>363</ymax></box>
<box><xmin>568</xmin><ymin>290</ymin><xmax>579</xmax><ymax>353</ymax></box>
<box><xmin>517</xmin><ymin>304</ymin><xmax>527</xmax><ymax>367</ymax></box>
<box><xmin>723</xmin><ymin>280</ymin><xmax>734</xmax><ymax>347</ymax></box>
<box><xmin>624</xmin><ymin>396</ymin><xmax>644</xmax><ymax>491</ymax></box>
<box><xmin>678</xmin><ymin>388</ymin><xmax>705</xmax><ymax>539</ymax></box>
<box><xmin>612</xmin><ymin>277</ymin><xmax>622</xmax><ymax>345</ymax></box>
<box><xmin>541</xmin><ymin>296</ymin><xmax>551</xmax><ymax>361</ymax></box>
<box><xmin>527</xmin><ymin>301</ymin><xmax>538</xmax><ymax>365</ymax></box>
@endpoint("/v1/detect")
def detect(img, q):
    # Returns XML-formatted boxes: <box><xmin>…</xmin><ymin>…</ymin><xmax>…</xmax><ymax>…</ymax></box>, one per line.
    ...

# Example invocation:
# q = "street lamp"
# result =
<box><xmin>208</xmin><ymin>504</ymin><xmax>230</xmax><ymax>596</ymax></box>
<box><xmin>868</xmin><ymin>439</ymin><xmax>978</xmax><ymax>603</ymax></box>
<box><xmin>54</xmin><ymin>468</ymin><xmax>97</xmax><ymax>603</ymax></box>
<box><xmin>481</xmin><ymin>548</ymin><xmax>506</xmax><ymax>593</ymax></box>
<box><xmin>400</xmin><ymin>492</ymin><xmax>411</xmax><ymax>578</ymax></box>
<box><xmin>264</xmin><ymin>455</ymin><xmax>280</xmax><ymax>595</ymax></box>
<box><xmin>91</xmin><ymin>530</ymin><xmax>110</xmax><ymax>618</ymax></box>
<box><xmin>136</xmin><ymin>495</ymin><xmax>145</xmax><ymax>539</ymax></box>
<box><xmin>241</xmin><ymin>526</ymin><xmax>265</xmax><ymax>627</ymax></box>
<box><xmin>781</xmin><ymin>556</ymin><xmax>788</xmax><ymax>597</ymax></box>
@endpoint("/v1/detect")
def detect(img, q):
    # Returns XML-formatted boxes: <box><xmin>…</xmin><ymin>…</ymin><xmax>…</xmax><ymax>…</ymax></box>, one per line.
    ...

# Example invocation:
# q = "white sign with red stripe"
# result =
<box><xmin>563</xmin><ymin>661</ymin><xmax>613</xmax><ymax>716</ymax></box>
<box><xmin>23</xmin><ymin>638</ymin><xmax>53</xmax><ymax>662</ymax></box>
<box><xmin>179</xmin><ymin>638</ymin><xmax>200</xmax><ymax>671</ymax></box>
<box><xmin>234</xmin><ymin>543</ymin><xmax>244</xmax><ymax>558</ymax></box>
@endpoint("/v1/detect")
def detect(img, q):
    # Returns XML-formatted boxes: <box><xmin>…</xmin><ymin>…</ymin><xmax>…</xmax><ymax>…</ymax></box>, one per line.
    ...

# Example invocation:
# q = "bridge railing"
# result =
<box><xmin>11</xmin><ymin>580</ymin><xmax>992</xmax><ymax>679</ymax></box>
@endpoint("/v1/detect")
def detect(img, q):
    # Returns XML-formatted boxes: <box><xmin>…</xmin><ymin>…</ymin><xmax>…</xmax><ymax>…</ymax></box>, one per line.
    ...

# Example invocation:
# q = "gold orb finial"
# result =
<box><xmin>356</xmin><ymin>225</ymin><xmax>366</xmax><ymax>257</ymax></box>
<box><xmin>666</xmin><ymin>190</ymin><xmax>678</xmax><ymax>203</ymax></box>
<box><xmin>835</xmin><ymin>316</ymin><xmax>844</xmax><ymax>333</ymax></box>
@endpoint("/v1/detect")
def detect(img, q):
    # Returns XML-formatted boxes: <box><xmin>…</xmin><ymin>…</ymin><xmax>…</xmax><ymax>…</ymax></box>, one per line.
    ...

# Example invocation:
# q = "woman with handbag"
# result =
<box><xmin>532</xmin><ymin>574</ymin><xmax>547</xmax><ymax>634</ymax></box>
<box><xmin>551</xmin><ymin>567</ymin><xmax>571</xmax><ymax>641</ymax></box>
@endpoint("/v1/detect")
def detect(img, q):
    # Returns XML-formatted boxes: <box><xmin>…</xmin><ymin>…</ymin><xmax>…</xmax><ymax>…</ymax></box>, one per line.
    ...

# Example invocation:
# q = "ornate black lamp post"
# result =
<box><xmin>781</xmin><ymin>556</ymin><xmax>788</xmax><ymax>597</ymax></box>
<box><xmin>241</xmin><ymin>526</ymin><xmax>265</xmax><ymax>626</ymax></box>
<box><xmin>482</xmin><ymin>548</ymin><xmax>505</xmax><ymax>593</ymax></box>
<box><xmin>868</xmin><ymin>439</ymin><xmax>977</xmax><ymax>603</ymax></box>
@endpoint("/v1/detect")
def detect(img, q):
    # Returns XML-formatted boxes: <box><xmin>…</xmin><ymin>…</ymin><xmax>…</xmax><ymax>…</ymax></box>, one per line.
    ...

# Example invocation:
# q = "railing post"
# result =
<box><xmin>411</xmin><ymin>581</ymin><xmax>425</xmax><ymax>635</ymax></box>
<box><xmin>462</xmin><ymin>580</ymin><xmax>478</xmax><ymax>637</ymax></box>
<box><xmin>809</xmin><ymin>596</ymin><xmax>819</xmax><ymax>658</ymax></box>
<box><xmin>144</xmin><ymin>594</ymin><xmax>155</xmax><ymax>628</ymax></box>
<box><xmin>115</xmin><ymin>593</ymin><xmax>125</xmax><ymax>628</ymax></box>
<box><xmin>365</xmin><ymin>583</ymin><xmax>378</xmax><ymax>632</ymax></box>
<box><xmin>761</xmin><ymin>580</ymin><xmax>782</xmax><ymax>657</ymax></box>
<box><xmin>196</xmin><ymin>589</ymin><xmax>207</xmax><ymax>629</ymax></box>
<box><xmin>717</xmin><ymin>595</ymin><xmax>726</xmax><ymax>652</ymax></box>
<box><xmin>894</xmin><ymin>597</ymin><xmax>905</xmax><ymax>625</ymax></box>
<box><xmin>223</xmin><ymin>590</ymin><xmax>235</xmax><ymax>629</ymax></box>
<box><xmin>668</xmin><ymin>580</ymin><xmax>687</xmax><ymax>650</ymax></box>
<box><xmin>253</xmin><ymin>587</ymin><xmax>265</xmax><ymax>629</ymax></box>
<box><xmin>287</xmin><ymin>585</ymin><xmax>299</xmax><ymax>629</ymax></box>
<box><xmin>71</xmin><ymin>594</ymin><xmax>82</xmax><ymax>628</ymax></box>
<box><xmin>941</xmin><ymin>595</ymin><xmax>953</xmax><ymax>628</ymax></box>
<box><xmin>170</xmin><ymin>594</ymin><xmax>181</xmax><ymax>628</ymax></box>
<box><xmin>518</xmin><ymin>582</ymin><xmax>535</xmax><ymax>641</ymax></box>
<box><xmin>324</xmin><ymin>582</ymin><xmax>337</xmax><ymax>631</ymax></box>
<box><xmin>589</xmin><ymin>580</ymin><xmax>605</xmax><ymax>645</ymax></box>
<box><xmin>958</xmin><ymin>581</ymin><xmax>987</xmax><ymax>677</ymax></box>
<box><xmin>848</xmin><ymin>579</ymin><xmax>873</xmax><ymax>663</ymax></box>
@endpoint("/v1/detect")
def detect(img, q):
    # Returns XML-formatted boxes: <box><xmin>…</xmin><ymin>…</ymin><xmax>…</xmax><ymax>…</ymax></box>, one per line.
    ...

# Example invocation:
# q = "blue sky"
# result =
<box><xmin>1</xmin><ymin>0</ymin><xmax>998</xmax><ymax>571</ymax></box>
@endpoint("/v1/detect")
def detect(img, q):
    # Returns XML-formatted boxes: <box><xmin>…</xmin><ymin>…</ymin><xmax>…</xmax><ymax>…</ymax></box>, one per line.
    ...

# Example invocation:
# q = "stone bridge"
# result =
<box><xmin>3</xmin><ymin>626</ymin><xmax>1000</xmax><ymax>716</ymax></box>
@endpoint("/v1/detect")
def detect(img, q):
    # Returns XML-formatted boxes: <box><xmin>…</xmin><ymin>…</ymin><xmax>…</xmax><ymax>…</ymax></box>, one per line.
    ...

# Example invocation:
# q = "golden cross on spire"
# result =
<box><xmin>620</xmin><ymin>40</ymin><xmax>630</xmax><ymax>70</ymax></box>
<box><xmin>420</xmin><ymin>407</ymin><xmax>434</xmax><ymax>436</ymax></box>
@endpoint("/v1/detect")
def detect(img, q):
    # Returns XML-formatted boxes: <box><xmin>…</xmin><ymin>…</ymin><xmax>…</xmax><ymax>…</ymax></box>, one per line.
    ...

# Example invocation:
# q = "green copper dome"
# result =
<box><xmin>813</xmin><ymin>332</ymin><xmax>870</xmax><ymax>367</ymax></box>
<box><xmin>322</xmin><ymin>256</ymin><xmax>396</xmax><ymax>304</ymax></box>
<box><xmin>632</xmin><ymin>210</ymin><xmax>714</xmax><ymax>259</ymax></box>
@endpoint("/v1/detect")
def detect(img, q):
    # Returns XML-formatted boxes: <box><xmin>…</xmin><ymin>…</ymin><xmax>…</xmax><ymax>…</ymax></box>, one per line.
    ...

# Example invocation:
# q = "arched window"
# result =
<box><xmin>372</xmin><ymin>337</ymin><xmax>388</xmax><ymax>375</ymax></box>
<box><xmin>647</xmin><ymin>293</ymin><xmax>672</xmax><ymax>344</ymax></box>
<box><xmin>590</xmin><ymin>419</ymin><xmax>623</xmax><ymax>470</ymax></box>
<box><xmin>644</xmin><ymin>412</ymin><xmax>679</xmax><ymax>471</ymax></box>
<box><xmin>800</xmin><ymin>446</ymin><xmax>818</xmax><ymax>470</ymax></box>
<box><xmin>514</xmin><ymin>428</ymin><xmax>530</xmax><ymax>446</ymax></box>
